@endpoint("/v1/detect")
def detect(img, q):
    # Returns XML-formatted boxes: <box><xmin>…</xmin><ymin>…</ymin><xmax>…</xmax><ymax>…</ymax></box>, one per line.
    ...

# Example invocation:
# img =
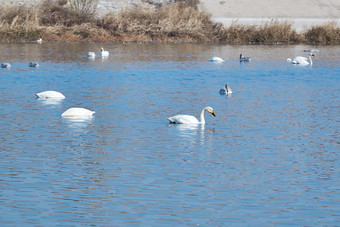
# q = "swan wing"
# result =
<box><xmin>292</xmin><ymin>56</ymin><xmax>307</xmax><ymax>63</ymax></box>
<box><xmin>209</xmin><ymin>57</ymin><xmax>224</xmax><ymax>62</ymax></box>
<box><xmin>61</xmin><ymin>107</ymin><xmax>95</xmax><ymax>117</ymax></box>
<box><xmin>36</xmin><ymin>90</ymin><xmax>65</xmax><ymax>99</ymax></box>
<box><xmin>168</xmin><ymin>115</ymin><xmax>199</xmax><ymax>124</ymax></box>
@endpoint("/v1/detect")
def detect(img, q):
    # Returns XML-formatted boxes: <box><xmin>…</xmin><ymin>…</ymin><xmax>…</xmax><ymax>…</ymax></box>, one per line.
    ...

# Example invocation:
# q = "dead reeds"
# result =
<box><xmin>0</xmin><ymin>0</ymin><xmax>339</xmax><ymax>44</ymax></box>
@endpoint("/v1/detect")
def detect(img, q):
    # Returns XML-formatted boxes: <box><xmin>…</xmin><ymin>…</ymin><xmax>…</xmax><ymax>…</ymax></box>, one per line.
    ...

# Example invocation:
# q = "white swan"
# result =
<box><xmin>87</xmin><ymin>52</ymin><xmax>95</xmax><ymax>58</ymax></box>
<box><xmin>61</xmin><ymin>107</ymin><xmax>95</xmax><ymax>118</ymax></box>
<box><xmin>35</xmin><ymin>91</ymin><xmax>65</xmax><ymax>99</ymax></box>
<box><xmin>29</xmin><ymin>62</ymin><xmax>39</xmax><ymax>67</ymax></box>
<box><xmin>1</xmin><ymin>63</ymin><xmax>11</xmax><ymax>68</ymax></box>
<box><xmin>240</xmin><ymin>54</ymin><xmax>251</xmax><ymax>62</ymax></box>
<box><xmin>219</xmin><ymin>83</ymin><xmax>233</xmax><ymax>95</ymax></box>
<box><xmin>100</xmin><ymin>47</ymin><xmax>109</xmax><ymax>57</ymax></box>
<box><xmin>209</xmin><ymin>57</ymin><xmax>225</xmax><ymax>62</ymax></box>
<box><xmin>168</xmin><ymin>106</ymin><xmax>215</xmax><ymax>124</ymax></box>
<box><xmin>287</xmin><ymin>53</ymin><xmax>314</xmax><ymax>66</ymax></box>
<box><xmin>37</xmin><ymin>38</ymin><xmax>42</xmax><ymax>43</ymax></box>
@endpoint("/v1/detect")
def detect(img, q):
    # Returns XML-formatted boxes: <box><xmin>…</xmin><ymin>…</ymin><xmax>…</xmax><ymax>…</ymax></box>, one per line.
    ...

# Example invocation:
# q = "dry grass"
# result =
<box><xmin>0</xmin><ymin>0</ymin><xmax>339</xmax><ymax>43</ymax></box>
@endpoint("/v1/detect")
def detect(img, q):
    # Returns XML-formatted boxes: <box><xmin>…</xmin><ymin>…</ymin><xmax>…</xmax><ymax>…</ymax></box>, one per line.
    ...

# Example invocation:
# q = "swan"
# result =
<box><xmin>87</xmin><ymin>52</ymin><xmax>95</xmax><ymax>58</ymax></box>
<box><xmin>219</xmin><ymin>83</ymin><xmax>233</xmax><ymax>95</ymax></box>
<box><xmin>35</xmin><ymin>90</ymin><xmax>65</xmax><ymax>99</ymax></box>
<box><xmin>61</xmin><ymin>107</ymin><xmax>95</xmax><ymax>118</ymax></box>
<box><xmin>1</xmin><ymin>63</ymin><xmax>11</xmax><ymax>68</ymax></box>
<box><xmin>209</xmin><ymin>57</ymin><xmax>225</xmax><ymax>62</ymax></box>
<box><xmin>240</xmin><ymin>54</ymin><xmax>251</xmax><ymax>62</ymax></box>
<box><xmin>287</xmin><ymin>53</ymin><xmax>314</xmax><ymax>66</ymax></box>
<box><xmin>37</xmin><ymin>38</ymin><xmax>42</xmax><ymax>43</ymax></box>
<box><xmin>168</xmin><ymin>106</ymin><xmax>215</xmax><ymax>124</ymax></box>
<box><xmin>29</xmin><ymin>62</ymin><xmax>39</xmax><ymax>67</ymax></box>
<box><xmin>100</xmin><ymin>47</ymin><xmax>109</xmax><ymax>57</ymax></box>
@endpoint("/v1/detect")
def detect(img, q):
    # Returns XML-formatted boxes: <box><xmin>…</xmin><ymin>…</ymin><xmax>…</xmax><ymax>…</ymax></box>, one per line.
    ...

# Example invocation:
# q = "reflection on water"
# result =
<box><xmin>0</xmin><ymin>42</ymin><xmax>339</xmax><ymax>226</ymax></box>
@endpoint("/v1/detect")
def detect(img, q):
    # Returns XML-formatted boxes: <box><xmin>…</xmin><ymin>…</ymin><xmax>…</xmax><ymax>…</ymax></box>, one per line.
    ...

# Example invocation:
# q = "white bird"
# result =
<box><xmin>168</xmin><ymin>106</ymin><xmax>215</xmax><ymax>124</ymax></box>
<box><xmin>100</xmin><ymin>47</ymin><xmax>109</xmax><ymax>57</ymax></box>
<box><xmin>209</xmin><ymin>57</ymin><xmax>225</xmax><ymax>62</ymax></box>
<box><xmin>219</xmin><ymin>83</ymin><xmax>233</xmax><ymax>95</ymax></box>
<box><xmin>37</xmin><ymin>38</ymin><xmax>42</xmax><ymax>43</ymax></box>
<box><xmin>240</xmin><ymin>54</ymin><xmax>251</xmax><ymax>62</ymax></box>
<box><xmin>61</xmin><ymin>107</ymin><xmax>95</xmax><ymax>118</ymax></box>
<box><xmin>287</xmin><ymin>53</ymin><xmax>315</xmax><ymax>66</ymax></box>
<box><xmin>1</xmin><ymin>63</ymin><xmax>11</xmax><ymax>68</ymax></box>
<box><xmin>29</xmin><ymin>62</ymin><xmax>39</xmax><ymax>67</ymax></box>
<box><xmin>87</xmin><ymin>52</ymin><xmax>95</xmax><ymax>58</ymax></box>
<box><xmin>35</xmin><ymin>91</ymin><xmax>65</xmax><ymax>99</ymax></box>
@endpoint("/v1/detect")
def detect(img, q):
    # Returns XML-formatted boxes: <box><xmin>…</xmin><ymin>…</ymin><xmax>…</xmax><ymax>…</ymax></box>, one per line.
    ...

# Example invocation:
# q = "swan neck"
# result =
<box><xmin>200</xmin><ymin>108</ymin><xmax>206</xmax><ymax>124</ymax></box>
<box><xmin>309</xmin><ymin>56</ymin><xmax>313</xmax><ymax>65</ymax></box>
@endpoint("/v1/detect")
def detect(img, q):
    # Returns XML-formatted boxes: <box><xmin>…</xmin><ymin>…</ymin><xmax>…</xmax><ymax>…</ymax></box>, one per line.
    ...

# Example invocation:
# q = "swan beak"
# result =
<box><xmin>211</xmin><ymin>112</ymin><xmax>216</xmax><ymax>117</ymax></box>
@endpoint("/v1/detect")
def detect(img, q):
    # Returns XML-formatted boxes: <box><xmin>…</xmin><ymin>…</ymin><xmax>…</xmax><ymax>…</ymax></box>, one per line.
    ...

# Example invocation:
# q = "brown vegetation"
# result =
<box><xmin>0</xmin><ymin>0</ymin><xmax>339</xmax><ymax>44</ymax></box>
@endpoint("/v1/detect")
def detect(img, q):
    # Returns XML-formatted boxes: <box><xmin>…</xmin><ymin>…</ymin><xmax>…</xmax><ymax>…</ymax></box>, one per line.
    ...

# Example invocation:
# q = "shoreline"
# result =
<box><xmin>213</xmin><ymin>18</ymin><xmax>340</xmax><ymax>33</ymax></box>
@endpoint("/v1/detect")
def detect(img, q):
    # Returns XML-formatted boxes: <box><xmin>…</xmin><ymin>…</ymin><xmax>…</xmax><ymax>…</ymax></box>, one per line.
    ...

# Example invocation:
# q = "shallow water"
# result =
<box><xmin>0</xmin><ymin>42</ymin><xmax>339</xmax><ymax>226</ymax></box>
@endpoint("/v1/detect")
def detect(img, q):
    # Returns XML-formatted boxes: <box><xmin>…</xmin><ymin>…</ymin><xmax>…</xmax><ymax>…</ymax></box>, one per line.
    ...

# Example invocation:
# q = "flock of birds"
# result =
<box><xmin>1</xmin><ymin>42</ymin><xmax>319</xmax><ymax>124</ymax></box>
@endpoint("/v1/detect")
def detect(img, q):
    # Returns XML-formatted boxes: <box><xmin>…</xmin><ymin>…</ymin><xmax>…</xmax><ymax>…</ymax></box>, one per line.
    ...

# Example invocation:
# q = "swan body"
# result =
<box><xmin>209</xmin><ymin>57</ymin><xmax>225</xmax><ymax>62</ymax></box>
<box><xmin>168</xmin><ymin>106</ymin><xmax>215</xmax><ymax>124</ymax></box>
<box><xmin>240</xmin><ymin>54</ymin><xmax>251</xmax><ymax>62</ymax></box>
<box><xmin>100</xmin><ymin>47</ymin><xmax>109</xmax><ymax>57</ymax></box>
<box><xmin>37</xmin><ymin>38</ymin><xmax>42</xmax><ymax>43</ymax></box>
<box><xmin>87</xmin><ymin>52</ymin><xmax>95</xmax><ymax>58</ymax></box>
<box><xmin>29</xmin><ymin>62</ymin><xmax>39</xmax><ymax>67</ymax></box>
<box><xmin>1</xmin><ymin>63</ymin><xmax>11</xmax><ymax>68</ymax></box>
<box><xmin>61</xmin><ymin>107</ymin><xmax>95</xmax><ymax>118</ymax></box>
<box><xmin>35</xmin><ymin>90</ymin><xmax>65</xmax><ymax>99</ymax></box>
<box><xmin>219</xmin><ymin>83</ymin><xmax>233</xmax><ymax>95</ymax></box>
<box><xmin>287</xmin><ymin>53</ymin><xmax>314</xmax><ymax>65</ymax></box>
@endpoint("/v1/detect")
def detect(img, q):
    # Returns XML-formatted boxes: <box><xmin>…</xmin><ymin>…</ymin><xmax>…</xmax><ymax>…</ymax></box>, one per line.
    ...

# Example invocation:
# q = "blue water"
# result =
<box><xmin>0</xmin><ymin>43</ymin><xmax>339</xmax><ymax>226</ymax></box>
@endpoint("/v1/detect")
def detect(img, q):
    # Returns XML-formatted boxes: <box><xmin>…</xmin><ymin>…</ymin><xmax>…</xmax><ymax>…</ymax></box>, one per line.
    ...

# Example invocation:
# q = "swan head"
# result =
<box><xmin>101</xmin><ymin>47</ymin><xmax>104</xmax><ymax>52</ymax></box>
<box><xmin>205</xmin><ymin>106</ymin><xmax>216</xmax><ymax>117</ymax></box>
<box><xmin>310</xmin><ymin>53</ymin><xmax>315</xmax><ymax>57</ymax></box>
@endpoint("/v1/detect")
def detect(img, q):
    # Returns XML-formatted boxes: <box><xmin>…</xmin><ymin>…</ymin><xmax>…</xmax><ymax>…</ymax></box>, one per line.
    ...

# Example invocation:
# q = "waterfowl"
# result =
<box><xmin>287</xmin><ymin>53</ymin><xmax>315</xmax><ymax>66</ymax></box>
<box><xmin>29</xmin><ymin>62</ymin><xmax>39</xmax><ymax>67</ymax></box>
<box><xmin>35</xmin><ymin>90</ymin><xmax>65</xmax><ymax>99</ymax></box>
<box><xmin>219</xmin><ymin>83</ymin><xmax>233</xmax><ymax>95</ymax></box>
<box><xmin>240</xmin><ymin>54</ymin><xmax>251</xmax><ymax>62</ymax></box>
<box><xmin>87</xmin><ymin>52</ymin><xmax>95</xmax><ymax>58</ymax></box>
<box><xmin>100</xmin><ymin>47</ymin><xmax>109</xmax><ymax>57</ymax></box>
<box><xmin>209</xmin><ymin>57</ymin><xmax>225</xmax><ymax>62</ymax></box>
<box><xmin>1</xmin><ymin>63</ymin><xmax>11</xmax><ymax>68</ymax></box>
<box><xmin>303</xmin><ymin>48</ymin><xmax>320</xmax><ymax>53</ymax></box>
<box><xmin>37</xmin><ymin>38</ymin><xmax>42</xmax><ymax>43</ymax></box>
<box><xmin>61</xmin><ymin>107</ymin><xmax>95</xmax><ymax>118</ymax></box>
<box><xmin>168</xmin><ymin>106</ymin><xmax>215</xmax><ymax>124</ymax></box>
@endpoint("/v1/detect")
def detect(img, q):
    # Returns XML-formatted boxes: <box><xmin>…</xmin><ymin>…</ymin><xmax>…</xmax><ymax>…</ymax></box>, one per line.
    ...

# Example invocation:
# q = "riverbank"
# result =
<box><xmin>0</xmin><ymin>0</ymin><xmax>339</xmax><ymax>44</ymax></box>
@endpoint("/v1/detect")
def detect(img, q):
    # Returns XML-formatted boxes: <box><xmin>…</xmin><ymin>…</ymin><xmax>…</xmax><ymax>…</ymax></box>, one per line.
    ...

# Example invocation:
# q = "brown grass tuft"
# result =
<box><xmin>304</xmin><ymin>21</ymin><xmax>340</xmax><ymax>44</ymax></box>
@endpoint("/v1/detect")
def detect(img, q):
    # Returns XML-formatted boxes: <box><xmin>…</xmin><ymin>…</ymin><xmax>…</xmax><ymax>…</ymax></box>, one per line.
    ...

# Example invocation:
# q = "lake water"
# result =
<box><xmin>0</xmin><ymin>42</ymin><xmax>339</xmax><ymax>226</ymax></box>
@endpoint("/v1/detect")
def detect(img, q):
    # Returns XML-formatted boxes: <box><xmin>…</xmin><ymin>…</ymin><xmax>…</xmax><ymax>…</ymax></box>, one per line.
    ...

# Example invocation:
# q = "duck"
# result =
<box><xmin>209</xmin><ymin>57</ymin><xmax>225</xmax><ymax>62</ymax></box>
<box><xmin>61</xmin><ymin>107</ymin><xmax>95</xmax><ymax>118</ymax></box>
<box><xmin>240</xmin><ymin>54</ymin><xmax>251</xmax><ymax>62</ymax></box>
<box><xmin>29</xmin><ymin>62</ymin><xmax>39</xmax><ymax>67</ymax></box>
<box><xmin>1</xmin><ymin>63</ymin><xmax>11</xmax><ymax>68</ymax></box>
<box><xmin>287</xmin><ymin>53</ymin><xmax>315</xmax><ymax>66</ymax></box>
<box><xmin>100</xmin><ymin>47</ymin><xmax>109</xmax><ymax>57</ymax></box>
<box><xmin>168</xmin><ymin>106</ymin><xmax>215</xmax><ymax>124</ymax></box>
<box><xmin>87</xmin><ymin>52</ymin><xmax>96</xmax><ymax>58</ymax></box>
<box><xmin>219</xmin><ymin>83</ymin><xmax>233</xmax><ymax>95</ymax></box>
<box><xmin>35</xmin><ymin>91</ymin><xmax>65</xmax><ymax>99</ymax></box>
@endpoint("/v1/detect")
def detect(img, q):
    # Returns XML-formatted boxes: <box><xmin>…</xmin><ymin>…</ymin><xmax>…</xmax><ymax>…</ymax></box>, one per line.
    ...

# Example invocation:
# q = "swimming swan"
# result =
<box><xmin>168</xmin><ymin>106</ymin><xmax>215</xmax><ymax>124</ymax></box>
<box><xmin>61</xmin><ymin>107</ymin><xmax>95</xmax><ymax>118</ymax></box>
<box><xmin>209</xmin><ymin>57</ymin><xmax>225</xmax><ymax>62</ymax></box>
<box><xmin>1</xmin><ymin>63</ymin><xmax>11</xmax><ymax>68</ymax></box>
<box><xmin>219</xmin><ymin>83</ymin><xmax>233</xmax><ymax>95</ymax></box>
<box><xmin>87</xmin><ymin>52</ymin><xmax>96</xmax><ymax>58</ymax></box>
<box><xmin>100</xmin><ymin>47</ymin><xmax>109</xmax><ymax>57</ymax></box>
<box><xmin>37</xmin><ymin>38</ymin><xmax>42</xmax><ymax>43</ymax></box>
<box><xmin>29</xmin><ymin>62</ymin><xmax>39</xmax><ymax>67</ymax></box>
<box><xmin>287</xmin><ymin>53</ymin><xmax>315</xmax><ymax>65</ymax></box>
<box><xmin>240</xmin><ymin>54</ymin><xmax>251</xmax><ymax>62</ymax></box>
<box><xmin>35</xmin><ymin>91</ymin><xmax>65</xmax><ymax>99</ymax></box>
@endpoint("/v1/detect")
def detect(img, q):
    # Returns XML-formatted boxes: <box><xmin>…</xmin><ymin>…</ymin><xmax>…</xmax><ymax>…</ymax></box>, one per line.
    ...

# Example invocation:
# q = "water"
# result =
<box><xmin>0</xmin><ymin>42</ymin><xmax>339</xmax><ymax>226</ymax></box>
